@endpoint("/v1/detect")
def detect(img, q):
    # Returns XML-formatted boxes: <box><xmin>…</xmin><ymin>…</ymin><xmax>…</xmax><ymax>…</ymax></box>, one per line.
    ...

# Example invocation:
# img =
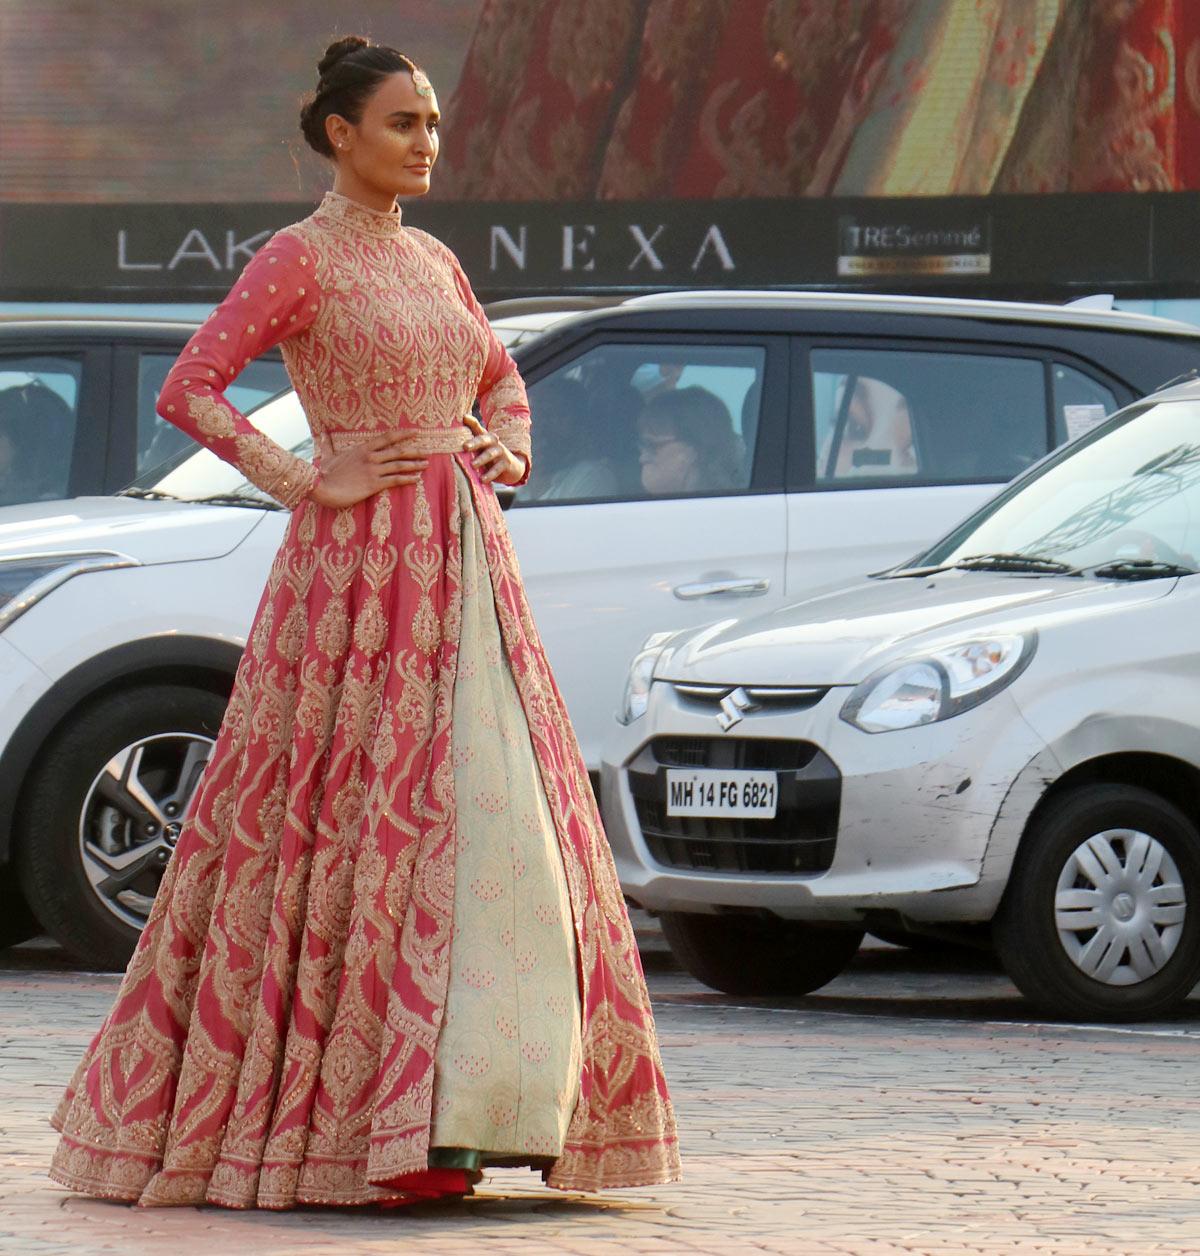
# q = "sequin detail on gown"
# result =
<box><xmin>47</xmin><ymin>191</ymin><xmax>680</xmax><ymax>1208</ymax></box>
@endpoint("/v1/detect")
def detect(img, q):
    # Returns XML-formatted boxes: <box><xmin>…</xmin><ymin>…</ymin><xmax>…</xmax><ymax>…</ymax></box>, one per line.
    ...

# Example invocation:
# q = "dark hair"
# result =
<box><xmin>299</xmin><ymin>36</ymin><xmax>421</xmax><ymax>158</ymax></box>
<box><xmin>640</xmin><ymin>386</ymin><xmax>745</xmax><ymax>489</ymax></box>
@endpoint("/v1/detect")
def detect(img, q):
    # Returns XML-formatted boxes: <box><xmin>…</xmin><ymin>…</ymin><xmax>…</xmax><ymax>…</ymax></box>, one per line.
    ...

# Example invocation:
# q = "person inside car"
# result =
<box><xmin>524</xmin><ymin>375</ymin><xmax>621</xmax><ymax>500</ymax></box>
<box><xmin>0</xmin><ymin>381</ymin><xmax>74</xmax><ymax>506</ymax></box>
<box><xmin>638</xmin><ymin>385</ymin><xmax>745</xmax><ymax>495</ymax></box>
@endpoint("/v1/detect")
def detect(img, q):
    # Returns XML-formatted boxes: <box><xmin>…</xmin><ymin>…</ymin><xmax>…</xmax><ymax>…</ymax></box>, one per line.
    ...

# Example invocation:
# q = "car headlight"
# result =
<box><xmin>840</xmin><ymin>633</ymin><xmax>1036</xmax><ymax>734</ymax></box>
<box><xmin>0</xmin><ymin>552</ymin><xmax>139</xmax><ymax>633</ymax></box>
<box><xmin>618</xmin><ymin>631</ymin><xmax>677</xmax><ymax>725</ymax></box>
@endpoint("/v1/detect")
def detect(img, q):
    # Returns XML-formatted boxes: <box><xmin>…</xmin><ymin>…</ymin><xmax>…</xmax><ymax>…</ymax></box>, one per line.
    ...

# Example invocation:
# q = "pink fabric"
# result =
<box><xmin>48</xmin><ymin>193</ymin><xmax>679</xmax><ymax>1209</ymax></box>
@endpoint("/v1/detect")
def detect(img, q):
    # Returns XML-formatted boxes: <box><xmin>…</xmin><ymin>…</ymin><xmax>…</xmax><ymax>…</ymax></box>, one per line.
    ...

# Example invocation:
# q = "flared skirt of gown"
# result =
<box><xmin>47</xmin><ymin>456</ymin><xmax>677</xmax><ymax>1208</ymax></box>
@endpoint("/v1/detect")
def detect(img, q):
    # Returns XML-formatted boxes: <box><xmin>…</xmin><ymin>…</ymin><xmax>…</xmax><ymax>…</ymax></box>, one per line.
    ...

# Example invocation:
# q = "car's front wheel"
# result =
<box><xmin>16</xmin><ymin>685</ymin><xmax>225</xmax><ymax>971</ymax></box>
<box><xmin>994</xmin><ymin>784</ymin><xmax>1200</xmax><ymax>1021</ymax></box>
<box><xmin>659</xmin><ymin>911</ymin><xmax>864</xmax><ymax>996</ymax></box>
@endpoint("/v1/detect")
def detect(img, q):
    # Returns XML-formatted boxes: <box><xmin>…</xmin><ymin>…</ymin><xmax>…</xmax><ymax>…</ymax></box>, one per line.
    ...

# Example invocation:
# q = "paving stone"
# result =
<box><xmin>1</xmin><ymin>943</ymin><xmax>1198</xmax><ymax>1253</ymax></box>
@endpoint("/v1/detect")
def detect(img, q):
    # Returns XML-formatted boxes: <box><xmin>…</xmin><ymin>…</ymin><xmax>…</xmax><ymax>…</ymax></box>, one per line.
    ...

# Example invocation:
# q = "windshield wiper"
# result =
<box><xmin>192</xmin><ymin>493</ymin><xmax>283</xmax><ymax>511</ymax></box>
<box><xmin>1084</xmin><ymin>559</ymin><xmax>1197</xmax><ymax>581</ymax></box>
<box><xmin>953</xmin><ymin>552</ymin><xmax>1076</xmax><ymax>574</ymax></box>
<box><xmin>881</xmin><ymin>551</ymin><xmax>1074</xmax><ymax>579</ymax></box>
<box><xmin>118</xmin><ymin>487</ymin><xmax>182</xmax><ymax>502</ymax></box>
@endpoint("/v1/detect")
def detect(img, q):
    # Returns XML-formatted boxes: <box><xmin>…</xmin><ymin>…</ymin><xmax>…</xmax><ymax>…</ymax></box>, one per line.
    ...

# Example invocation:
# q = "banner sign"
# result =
<box><xmin>1</xmin><ymin>194</ymin><xmax>1197</xmax><ymax>303</ymax></box>
<box><xmin>837</xmin><ymin>213</ymin><xmax>992</xmax><ymax>278</ymax></box>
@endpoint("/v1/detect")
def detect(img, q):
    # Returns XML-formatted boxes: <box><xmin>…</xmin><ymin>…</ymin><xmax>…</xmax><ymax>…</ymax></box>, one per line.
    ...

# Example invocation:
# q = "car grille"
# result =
<box><xmin>627</xmin><ymin>737</ymin><xmax>840</xmax><ymax>875</ymax></box>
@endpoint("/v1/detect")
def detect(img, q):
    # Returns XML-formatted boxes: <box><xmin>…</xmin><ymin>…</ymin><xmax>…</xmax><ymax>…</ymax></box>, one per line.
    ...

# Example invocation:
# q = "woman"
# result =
<box><xmin>49</xmin><ymin>37</ymin><xmax>679</xmax><ymax>1210</ymax></box>
<box><xmin>638</xmin><ymin>385</ymin><xmax>745</xmax><ymax>496</ymax></box>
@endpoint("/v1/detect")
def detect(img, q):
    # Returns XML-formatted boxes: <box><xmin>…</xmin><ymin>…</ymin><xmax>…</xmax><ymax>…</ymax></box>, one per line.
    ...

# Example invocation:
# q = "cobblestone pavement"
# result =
<box><xmin>2</xmin><ymin>938</ymin><xmax>1198</xmax><ymax>1256</ymax></box>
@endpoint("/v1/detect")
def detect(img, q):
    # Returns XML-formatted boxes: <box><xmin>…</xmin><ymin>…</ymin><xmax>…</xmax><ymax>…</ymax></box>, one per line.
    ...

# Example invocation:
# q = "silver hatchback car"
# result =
<box><xmin>602</xmin><ymin>378</ymin><xmax>1200</xmax><ymax>1021</ymax></box>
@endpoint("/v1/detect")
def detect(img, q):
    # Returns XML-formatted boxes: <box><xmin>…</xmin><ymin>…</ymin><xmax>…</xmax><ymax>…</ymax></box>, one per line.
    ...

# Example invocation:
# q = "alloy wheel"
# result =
<box><xmin>1054</xmin><ymin>828</ymin><xmax>1187</xmax><ymax>987</ymax></box>
<box><xmin>78</xmin><ymin>732</ymin><xmax>214</xmax><ymax>931</ymax></box>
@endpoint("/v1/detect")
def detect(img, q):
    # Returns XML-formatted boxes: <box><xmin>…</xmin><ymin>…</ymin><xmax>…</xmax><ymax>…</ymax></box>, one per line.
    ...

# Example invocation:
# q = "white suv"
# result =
<box><xmin>5</xmin><ymin>291</ymin><xmax>1200</xmax><ymax>967</ymax></box>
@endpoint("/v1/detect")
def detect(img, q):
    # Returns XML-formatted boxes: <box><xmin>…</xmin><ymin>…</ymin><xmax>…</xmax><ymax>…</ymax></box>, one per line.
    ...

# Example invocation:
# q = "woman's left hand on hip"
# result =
<box><xmin>465</xmin><ymin>415</ymin><xmax>526</xmax><ymax>485</ymax></box>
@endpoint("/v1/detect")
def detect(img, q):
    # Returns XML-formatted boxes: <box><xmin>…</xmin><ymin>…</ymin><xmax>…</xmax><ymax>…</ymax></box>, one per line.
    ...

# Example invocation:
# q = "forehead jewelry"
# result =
<box><xmin>411</xmin><ymin>66</ymin><xmax>433</xmax><ymax>98</ymax></box>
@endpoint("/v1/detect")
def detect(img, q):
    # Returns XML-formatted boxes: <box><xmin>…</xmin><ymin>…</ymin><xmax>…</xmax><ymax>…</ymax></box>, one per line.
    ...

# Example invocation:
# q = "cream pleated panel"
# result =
<box><xmin>430</xmin><ymin>467</ymin><xmax>582</xmax><ymax>1159</ymax></box>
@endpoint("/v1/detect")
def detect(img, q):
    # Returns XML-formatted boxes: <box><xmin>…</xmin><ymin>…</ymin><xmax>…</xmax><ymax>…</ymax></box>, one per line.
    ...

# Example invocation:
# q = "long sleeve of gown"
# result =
<box><xmin>157</xmin><ymin>231</ymin><xmax>321</xmax><ymax>509</ymax></box>
<box><xmin>436</xmin><ymin>239</ymin><xmax>533</xmax><ymax>485</ymax></box>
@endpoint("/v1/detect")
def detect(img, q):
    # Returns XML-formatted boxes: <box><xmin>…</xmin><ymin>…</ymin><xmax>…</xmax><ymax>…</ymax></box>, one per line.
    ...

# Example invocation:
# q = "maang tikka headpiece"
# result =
<box><xmin>411</xmin><ymin>66</ymin><xmax>433</xmax><ymax>98</ymax></box>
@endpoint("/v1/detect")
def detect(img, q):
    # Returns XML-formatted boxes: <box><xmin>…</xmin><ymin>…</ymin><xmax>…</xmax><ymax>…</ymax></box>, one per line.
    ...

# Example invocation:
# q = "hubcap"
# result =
<box><xmin>78</xmin><ymin>733</ymin><xmax>214</xmax><ymax>931</ymax></box>
<box><xmin>1054</xmin><ymin>828</ymin><xmax>1187</xmax><ymax>987</ymax></box>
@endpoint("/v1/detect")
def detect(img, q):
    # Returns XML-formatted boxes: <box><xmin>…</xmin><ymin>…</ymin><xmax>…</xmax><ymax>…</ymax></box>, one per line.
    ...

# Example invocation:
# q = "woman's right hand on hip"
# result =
<box><xmin>309</xmin><ymin>432</ymin><xmax>429</xmax><ymax>508</ymax></box>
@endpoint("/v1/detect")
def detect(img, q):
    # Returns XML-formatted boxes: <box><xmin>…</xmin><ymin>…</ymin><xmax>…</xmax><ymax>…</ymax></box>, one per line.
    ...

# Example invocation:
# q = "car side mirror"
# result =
<box><xmin>495</xmin><ymin>485</ymin><xmax>516</xmax><ymax>511</ymax></box>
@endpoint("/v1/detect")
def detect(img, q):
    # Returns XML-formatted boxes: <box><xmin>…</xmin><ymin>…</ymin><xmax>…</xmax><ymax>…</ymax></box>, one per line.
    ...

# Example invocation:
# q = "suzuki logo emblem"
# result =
<box><xmin>717</xmin><ymin>687</ymin><xmax>759</xmax><ymax>731</ymax></box>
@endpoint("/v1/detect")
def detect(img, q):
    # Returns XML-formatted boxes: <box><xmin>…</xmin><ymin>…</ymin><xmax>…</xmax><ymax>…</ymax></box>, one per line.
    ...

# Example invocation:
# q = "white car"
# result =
<box><xmin>4</xmin><ymin>291</ymin><xmax>1200</xmax><ymax>966</ymax></box>
<box><xmin>602</xmin><ymin>377</ymin><xmax>1200</xmax><ymax>1021</ymax></box>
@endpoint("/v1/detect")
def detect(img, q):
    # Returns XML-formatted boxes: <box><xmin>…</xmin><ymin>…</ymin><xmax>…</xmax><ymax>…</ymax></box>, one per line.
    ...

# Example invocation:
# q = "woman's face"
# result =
<box><xmin>833</xmin><ymin>377</ymin><xmax>916</xmax><ymax>477</ymax></box>
<box><xmin>639</xmin><ymin>419</ymin><xmax>697</xmax><ymax>494</ymax></box>
<box><xmin>329</xmin><ymin>71</ymin><xmax>440</xmax><ymax>199</ymax></box>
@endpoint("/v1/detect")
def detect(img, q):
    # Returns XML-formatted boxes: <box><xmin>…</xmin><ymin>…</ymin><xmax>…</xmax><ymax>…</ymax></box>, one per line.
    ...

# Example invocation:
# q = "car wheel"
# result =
<box><xmin>994</xmin><ymin>784</ymin><xmax>1200</xmax><ymax>1021</ymax></box>
<box><xmin>16</xmin><ymin>685</ymin><xmax>225</xmax><ymax>971</ymax></box>
<box><xmin>659</xmin><ymin>911</ymin><xmax>864</xmax><ymax>996</ymax></box>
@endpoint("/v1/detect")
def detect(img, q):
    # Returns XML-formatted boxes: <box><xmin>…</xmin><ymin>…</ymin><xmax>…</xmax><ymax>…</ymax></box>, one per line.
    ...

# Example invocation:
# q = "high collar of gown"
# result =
<box><xmin>317</xmin><ymin>191</ymin><xmax>404</xmax><ymax>238</ymax></box>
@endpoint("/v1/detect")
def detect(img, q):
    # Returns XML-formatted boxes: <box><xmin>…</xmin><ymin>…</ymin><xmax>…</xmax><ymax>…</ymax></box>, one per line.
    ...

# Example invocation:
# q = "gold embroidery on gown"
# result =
<box><xmin>47</xmin><ymin>190</ymin><xmax>680</xmax><ymax>1208</ymax></box>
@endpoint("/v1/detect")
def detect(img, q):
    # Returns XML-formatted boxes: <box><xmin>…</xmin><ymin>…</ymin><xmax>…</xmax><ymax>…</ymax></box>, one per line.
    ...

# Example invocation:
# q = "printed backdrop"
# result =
<box><xmin>5</xmin><ymin>1</ymin><xmax>1200</xmax><ymax>299</ymax></box>
<box><xmin>4</xmin><ymin>0</ymin><xmax>1200</xmax><ymax>203</ymax></box>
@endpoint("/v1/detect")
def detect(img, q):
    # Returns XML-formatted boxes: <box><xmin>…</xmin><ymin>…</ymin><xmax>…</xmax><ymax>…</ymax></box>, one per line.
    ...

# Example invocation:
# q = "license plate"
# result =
<box><xmin>665</xmin><ymin>769</ymin><xmax>778</xmax><ymax>819</ymax></box>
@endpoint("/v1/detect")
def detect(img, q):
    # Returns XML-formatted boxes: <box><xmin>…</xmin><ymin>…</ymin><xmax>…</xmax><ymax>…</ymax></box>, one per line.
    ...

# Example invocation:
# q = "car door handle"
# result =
<box><xmin>673</xmin><ymin>577</ymin><xmax>771</xmax><ymax>600</ymax></box>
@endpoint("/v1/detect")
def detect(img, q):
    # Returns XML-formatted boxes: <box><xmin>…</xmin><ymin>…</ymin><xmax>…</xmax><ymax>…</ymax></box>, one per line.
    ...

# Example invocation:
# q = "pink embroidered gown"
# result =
<box><xmin>48</xmin><ymin>191</ymin><xmax>681</xmax><ymax>1208</ymax></box>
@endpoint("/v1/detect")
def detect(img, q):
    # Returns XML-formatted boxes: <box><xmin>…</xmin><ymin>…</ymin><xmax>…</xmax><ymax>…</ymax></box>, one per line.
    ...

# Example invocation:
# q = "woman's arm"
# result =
<box><xmin>428</xmin><ymin>235</ymin><xmax>532</xmax><ymax>486</ymax></box>
<box><xmin>157</xmin><ymin>231</ymin><xmax>321</xmax><ymax>508</ymax></box>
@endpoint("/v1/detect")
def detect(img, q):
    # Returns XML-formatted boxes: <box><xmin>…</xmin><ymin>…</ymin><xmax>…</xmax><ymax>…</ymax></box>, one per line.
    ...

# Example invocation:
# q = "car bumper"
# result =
<box><xmin>600</xmin><ymin>680</ymin><xmax>1049</xmax><ymax>924</ymax></box>
<box><xmin>0</xmin><ymin>636</ymin><xmax>52</xmax><ymax>855</ymax></box>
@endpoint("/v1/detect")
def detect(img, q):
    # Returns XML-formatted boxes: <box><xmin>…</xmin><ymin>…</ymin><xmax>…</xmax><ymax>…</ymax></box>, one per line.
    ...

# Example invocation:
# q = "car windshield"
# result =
<box><xmin>124</xmin><ymin>390</ymin><xmax>311</xmax><ymax>505</ymax></box>
<box><xmin>911</xmin><ymin>397</ymin><xmax>1200</xmax><ymax>577</ymax></box>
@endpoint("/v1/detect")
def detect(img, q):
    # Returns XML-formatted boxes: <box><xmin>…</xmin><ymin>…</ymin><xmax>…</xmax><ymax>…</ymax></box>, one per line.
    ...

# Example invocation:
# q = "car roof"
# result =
<box><xmin>490</xmin><ymin>310</ymin><xmax>579</xmax><ymax>333</ymax></box>
<box><xmin>0</xmin><ymin>315</ymin><xmax>200</xmax><ymax>338</ymax></box>
<box><xmin>1138</xmin><ymin>375</ymin><xmax>1200</xmax><ymax>404</ymax></box>
<box><xmin>499</xmin><ymin>289</ymin><xmax>1200</xmax><ymax>342</ymax></box>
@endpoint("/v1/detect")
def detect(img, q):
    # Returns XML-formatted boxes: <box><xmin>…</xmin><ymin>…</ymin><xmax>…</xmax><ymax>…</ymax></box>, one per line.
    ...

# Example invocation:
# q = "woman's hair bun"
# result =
<box><xmin>299</xmin><ymin>36</ymin><xmax>419</xmax><ymax>159</ymax></box>
<box><xmin>318</xmin><ymin>35</ymin><xmax>371</xmax><ymax>80</ymax></box>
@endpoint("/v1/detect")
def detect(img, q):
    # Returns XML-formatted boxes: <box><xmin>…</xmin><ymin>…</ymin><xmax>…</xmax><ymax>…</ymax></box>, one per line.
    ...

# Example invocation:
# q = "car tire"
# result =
<box><xmin>659</xmin><ymin>911</ymin><xmax>864</xmax><ymax>996</ymax></box>
<box><xmin>15</xmin><ymin>685</ymin><xmax>226</xmax><ymax>971</ymax></box>
<box><xmin>994</xmin><ymin>784</ymin><xmax>1200</xmax><ymax>1021</ymax></box>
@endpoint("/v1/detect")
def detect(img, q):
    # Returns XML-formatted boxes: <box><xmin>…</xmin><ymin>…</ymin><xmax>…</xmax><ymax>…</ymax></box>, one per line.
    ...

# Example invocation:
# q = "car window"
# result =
<box><xmin>811</xmin><ymin>348</ymin><xmax>1047</xmax><ymax>486</ymax></box>
<box><xmin>917</xmin><ymin>398</ymin><xmax>1200</xmax><ymax>574</ymax></box>
<box><xmin>1052</xmin><ymin>362</ymin><xmax>1119</xmax><ymax>445</ymax></box>
<box><xmin>518</xmin><ymin>343</ymin><xmax>766</xmax><ymax>505</ymax></box>
<box><xmin>134</xmin><ymin>351</ymin><xmax>290</xmax><ymax>479</ymax></box>
<box><xmin>0</xmin><ymin>356</ymin><xmax>82</xmax><ymax>506</ymax></box>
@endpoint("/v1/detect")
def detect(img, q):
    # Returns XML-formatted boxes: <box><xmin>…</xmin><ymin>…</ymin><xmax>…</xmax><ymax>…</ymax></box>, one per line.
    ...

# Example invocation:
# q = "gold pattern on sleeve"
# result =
<box><xmin>490</xmin><ymin>413</ymin><xmax>532</xmax><ymax>462</ymax></box>
<box><xmin>230</xmin><ymin>432</ymin><xmax>319</xmax><ymax>509</ymax></box>
<box><xmin>187</xmin><ymin>394</ymin><xmax>238</xmax><ymax>440</ymax></box>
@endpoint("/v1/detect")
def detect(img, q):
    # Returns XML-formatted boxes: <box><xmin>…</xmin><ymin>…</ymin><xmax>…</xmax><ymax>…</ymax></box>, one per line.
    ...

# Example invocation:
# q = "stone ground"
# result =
<box><xmin>2</xmin><ymin>935</ymin><xmax>1198</xmax><ymax>1256</ymax></box>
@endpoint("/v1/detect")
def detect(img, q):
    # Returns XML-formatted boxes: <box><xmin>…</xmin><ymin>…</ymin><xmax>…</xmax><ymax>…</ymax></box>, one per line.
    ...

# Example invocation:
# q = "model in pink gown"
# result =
<box><xmin>48</xmin><ymin>190</ymin><xmax>681</xmax><ymax>1208</ymax></box>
